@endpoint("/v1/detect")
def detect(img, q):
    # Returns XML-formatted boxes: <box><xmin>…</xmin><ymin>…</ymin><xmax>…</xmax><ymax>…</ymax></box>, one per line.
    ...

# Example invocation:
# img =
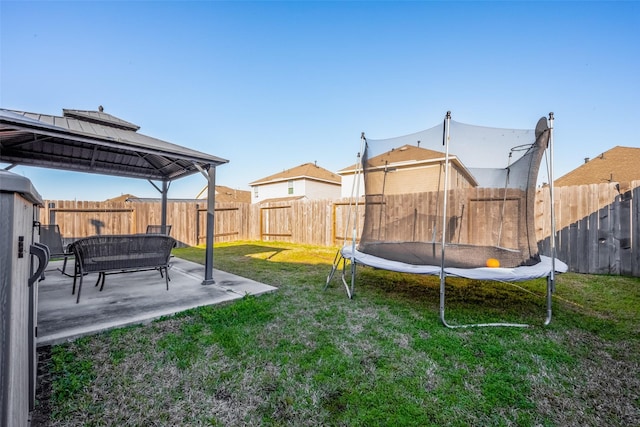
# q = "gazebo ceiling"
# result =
<box><xmin>0</xmin><ymin>108</ymin><xmax>228</xmax><ymax>181</ymax></box>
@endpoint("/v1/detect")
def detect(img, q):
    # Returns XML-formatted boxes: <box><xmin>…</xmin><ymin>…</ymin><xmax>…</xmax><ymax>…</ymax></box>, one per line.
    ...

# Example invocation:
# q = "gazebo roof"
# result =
<box><xmin>0</xmin><ymin>107</ymin><xmax>228</xmax><ymax>181</ymax></box>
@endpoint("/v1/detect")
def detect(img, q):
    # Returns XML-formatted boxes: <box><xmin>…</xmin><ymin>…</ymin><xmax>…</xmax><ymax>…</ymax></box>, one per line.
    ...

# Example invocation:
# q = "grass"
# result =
<box><xmin>34</xmin><ymin>241</ymin><xmax>640</xmax><ymax>426</ymax></box>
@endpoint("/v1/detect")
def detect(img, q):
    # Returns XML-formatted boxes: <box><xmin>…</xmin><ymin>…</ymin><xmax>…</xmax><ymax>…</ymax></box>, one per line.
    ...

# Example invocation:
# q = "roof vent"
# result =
<box><xmin>584</xmin><ymin>157</ymin><xmax>590</xmax><ymax>163</ymax></box>
<box><xmin>98</xmin><ymin>105</ymin><xmax>104</xmax><ymax>112</ymax></box>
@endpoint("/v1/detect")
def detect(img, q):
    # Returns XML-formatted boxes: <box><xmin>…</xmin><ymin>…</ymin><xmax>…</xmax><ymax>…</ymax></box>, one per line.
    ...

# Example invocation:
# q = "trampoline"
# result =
<box><xmin>326</xmin><ymin>112</ymin><xmax>566</xmax><ymax>328</ymax></box>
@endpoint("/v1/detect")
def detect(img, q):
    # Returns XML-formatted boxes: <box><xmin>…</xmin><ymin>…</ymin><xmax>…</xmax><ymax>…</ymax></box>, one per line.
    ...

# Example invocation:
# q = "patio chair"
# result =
<box><xmin>146</xmin><ymin>224</ymin><xmax>172</xmax><ymax>235</ymax></box>
<box><xmin>39</xmin><ymin>224</ymin><xmax>73</xmax><ymax>275</ymax></box>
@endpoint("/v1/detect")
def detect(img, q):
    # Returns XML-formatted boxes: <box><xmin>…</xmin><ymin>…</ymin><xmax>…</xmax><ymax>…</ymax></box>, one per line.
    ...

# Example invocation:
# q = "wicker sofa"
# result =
<box><xmin>69</xmin><ymin>234</ymin><xmax>176</xmax><ymax>303</ymax></box>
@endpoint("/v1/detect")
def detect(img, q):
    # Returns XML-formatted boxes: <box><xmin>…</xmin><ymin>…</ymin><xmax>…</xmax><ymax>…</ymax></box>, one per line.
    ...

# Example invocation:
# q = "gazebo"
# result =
<box><xmin>0</xmin><ymin>106</ymin><xmax>228</xmax><ymax>285</ymax></box>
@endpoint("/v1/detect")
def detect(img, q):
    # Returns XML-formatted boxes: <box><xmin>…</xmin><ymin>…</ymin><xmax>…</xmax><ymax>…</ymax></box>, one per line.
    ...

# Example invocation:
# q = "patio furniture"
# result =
<box><xmin>146</xmin><ymin>224</ymin><xmax>172</xmax><ymax>235</ymax></box>
<box><xmin>69</xmin><ymin>234</ymin><xmax>176</xmax><ymax>303</ymax></box>
<box><xmin>39</xmin><ymin>224</ymin><xmax>73</xmax><ymax>275</ymax></box>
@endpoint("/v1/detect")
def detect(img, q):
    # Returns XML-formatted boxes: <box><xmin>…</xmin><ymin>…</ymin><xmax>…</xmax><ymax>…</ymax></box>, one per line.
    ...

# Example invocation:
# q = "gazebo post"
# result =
<box><xmin>161</xmin><ymin>179</ymin><xmax>168</xmax><ymax>234</ymax></box>
<box><xmin>202</xmin><ymin>166</ymin><xmax>216</xmax><ymax>285</ymax></box>
<box><xmin>147</xmin><ymin>179</ymin><xmax>171</xmax><ymax>235</ymax></box>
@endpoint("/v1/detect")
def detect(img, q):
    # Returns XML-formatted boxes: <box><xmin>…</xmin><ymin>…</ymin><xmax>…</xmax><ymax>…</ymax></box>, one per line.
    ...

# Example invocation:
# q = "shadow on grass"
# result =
<box><xmin>177</xmin><ymin>243</ymin><xmax>288</xmax><ymax>261</ymax></box>
<box><xmin>177</xmin><ymin>242</ymin><xmax>638</xmax><ymax>332</ymax></box>
<box><xmin>176</xmin><ymin>243</ymin><xmax>558</xmax><ymax>327</ymax></box>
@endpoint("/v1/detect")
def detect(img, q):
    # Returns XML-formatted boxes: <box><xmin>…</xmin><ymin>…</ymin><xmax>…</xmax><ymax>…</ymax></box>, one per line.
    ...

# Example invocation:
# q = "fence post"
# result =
<box><xmin>616</xmin><ymin>191</ymin><xmax>633</xmax><ymax>275</ymax></box>
<box><xmin>195</xmin><ymin>204</ymin><xmax>200</xmax><ymax>246</ymax></box>
<box><xmin>633</xmin><ymin>185</ymin><xmax>640</xmax><ymax>277</ymax></box>
<box><xmin>48</xmin><ymin>202</ymin><xmax>56</xmax><ymax>225</ymax></box>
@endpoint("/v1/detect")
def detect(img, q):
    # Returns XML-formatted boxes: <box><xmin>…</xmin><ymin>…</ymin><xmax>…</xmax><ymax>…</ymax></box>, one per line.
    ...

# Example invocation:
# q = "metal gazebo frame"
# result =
<box><xmin>0</xmin><ymin>107</ymin><xmax>229</xmax><ymax>285</ymax></box>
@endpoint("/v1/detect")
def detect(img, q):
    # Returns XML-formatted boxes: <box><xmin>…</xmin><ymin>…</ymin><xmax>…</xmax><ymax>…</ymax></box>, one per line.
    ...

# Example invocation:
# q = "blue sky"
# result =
<box><xmin>1</xmin><ymin>1</ymin><xmax>638</xmax><ymax>201</ymax></box>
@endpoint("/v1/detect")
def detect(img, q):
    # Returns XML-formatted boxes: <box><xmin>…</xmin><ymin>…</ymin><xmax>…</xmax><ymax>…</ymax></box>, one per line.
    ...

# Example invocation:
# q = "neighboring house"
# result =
<box><xmin>555</xmin><ymin>146</ymin><xmax>640</xmax><ymax>189</ymax></box>
<box><xmin>104</xmin><ymin>193</ymin><xmax>137</xmax><ymax>203</ymax></box>
<box><xmin>249</xmin><ymin>162</ymin><xmax>341</xmax><ymax>204</ymax></box>
<box><xmin>338</xmin><ymin>144</ymin><xmax>477</xmax><ymax>198</ymax></box>
<box><xmin>104</xmin><ymin>186</ymin><xmax>250</xmax><ymax>204</ymax></box>
<box><xmin>195</xmin><ymin>185</ymin><xmax>251</xmax><ymax>203</ymax></box>
<box><xmin>126</xmin><ymin>197</ymin><xmax>202</xmax><ymax>203</ymax></box>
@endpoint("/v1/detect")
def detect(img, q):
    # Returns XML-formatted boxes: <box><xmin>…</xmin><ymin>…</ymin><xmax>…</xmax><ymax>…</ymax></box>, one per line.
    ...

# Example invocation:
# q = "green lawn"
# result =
<box><xmin>35</xmin><ymin>241</ymin><xmax>640</xmax><ymax>426</ymax></box>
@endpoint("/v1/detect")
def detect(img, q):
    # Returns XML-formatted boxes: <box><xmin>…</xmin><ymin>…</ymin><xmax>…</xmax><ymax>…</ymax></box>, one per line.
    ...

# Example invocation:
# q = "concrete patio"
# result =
<box><xmin>36</xmin><ymin>257</ymin><xmax>277</xmax><ymax>346</ymax></box>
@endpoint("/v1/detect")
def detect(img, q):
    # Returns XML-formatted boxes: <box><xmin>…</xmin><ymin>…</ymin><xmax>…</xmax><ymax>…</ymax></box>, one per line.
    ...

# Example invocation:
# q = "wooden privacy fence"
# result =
<box><xmin>42</xmin><ymin>180</ymin><xmax>639</xmax><ymax>276</ymax></box>
<box><xmin>42</xmin><ymin>199</ymin><xmax>340</xmax><ymax>248</ymax></box>
<box><xmin>43</xmin><ymin>200</ymin><xmax>253</xmax><ymax>248</ymax></box>
<box><xmin>536</xmin><ymin>181</ymin><xmax>640</xmax><ymax>276</ymax></box>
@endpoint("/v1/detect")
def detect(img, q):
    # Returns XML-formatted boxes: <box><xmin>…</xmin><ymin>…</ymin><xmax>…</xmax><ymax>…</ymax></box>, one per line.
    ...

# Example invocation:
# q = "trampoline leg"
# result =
<box><xmin>439</xmin><ymin>272</ymin><xmax>530</xmax><ymax>329</ymax></box>
<box><xmin>326</xmin><ymin>250</ymin><xmax>355</xmax><ymax>299</ymax></box>
<box><xmin>438</xmin><ymin>274</ymin><xmax>465</xmax><ymax>328</ymax></box>
<box><xmin>340</xmin><ymin>257</ymin><xmax>355</xmax><ymax>299</ymax></box>
<box><xmin>349</xmin><ymin>259</ymin><xmax>356</xmax><ymax>298</ymax></box>
<box><xmin>544</xmin><ymin>275</ymin><xmax>554</xmax><ymax>326</ymax></box>
<box><xmin>439</xmin><ymin>274</ymin><xmax>447</xmax><ymax>327</ymax></box>
<box><xmin>325</xmin><ymin>251</ymin><xmax>342</xmax><ymax>291</ymax></box>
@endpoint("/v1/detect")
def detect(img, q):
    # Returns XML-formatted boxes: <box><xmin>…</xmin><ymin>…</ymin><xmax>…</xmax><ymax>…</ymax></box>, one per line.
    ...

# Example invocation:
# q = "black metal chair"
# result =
<box><xmin>39</xmin><ymin>224</ymin><xmax>73</xmax><ymax>275</ymax></box>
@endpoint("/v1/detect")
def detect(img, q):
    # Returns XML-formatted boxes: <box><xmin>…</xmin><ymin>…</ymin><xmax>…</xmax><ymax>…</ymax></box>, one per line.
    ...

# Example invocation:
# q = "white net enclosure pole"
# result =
<box><xmin>544</xmin><ymin>112</ymin><xmax>556</xmax><ymax>326</ymax></box>
<box><xmin>346</xmin><ymin>133</ymin><xmax>367</xmax><ymax>298</ymax></box>
<box><xmin>439</xmin><ymin>112</ymin><xmax>452</xmax><ymax>327</ymax></box>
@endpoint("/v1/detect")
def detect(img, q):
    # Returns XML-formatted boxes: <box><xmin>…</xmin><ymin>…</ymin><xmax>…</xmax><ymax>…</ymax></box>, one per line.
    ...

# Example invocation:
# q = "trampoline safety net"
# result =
<box><xmin>357</xmin><ymin>113</ymin><xmax>550</xmax><ymax>269</ymax></box>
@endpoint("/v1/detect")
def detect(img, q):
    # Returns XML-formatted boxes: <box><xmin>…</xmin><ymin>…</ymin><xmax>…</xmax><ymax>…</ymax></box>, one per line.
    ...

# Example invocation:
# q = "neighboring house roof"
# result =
<box><xmin>339</xmin><ymin>144</ymin><xmax>446</xmax><ymax>173</ymax></box>
<box><xmin>214</xmin><ymin>185</ymin><xmax>251</xmax><ymax>203</ymax></box>
<box><xmin>338</xmin><ymin>144</ymin><xmax>478</xmax><ymax>186</ymax></box>
<box><xmin>104</xmin><ymin>193</ymin><xmax>138</xmax><ymax>203</ymax></box>
<box><xmin>368</xmin><ymin>144</ymin><xmax>448</xmax><ymax>168</ymax></box>
<box><xmin>126</xmin><ymin>197</ymin><xmax>202</xmax><ymax>203</ymax></box>
<box><xmin>116</xmin><ymin>186</ymin><xmax>250</xmax><ymax>204</ymax></box>
<box><xmin>195</xmin><ymin>185</ymin><xmax>251</xmax><ymax>203</ymax></box>
<box><xmin>250</xmin><ymin>162</ymin><xmax>341</xmax><ymax>186</ymax></box>
<box><xmin>555</xmin><ymin>146</ymin><xmax>640</xmax><ymax>187</ymax></box>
